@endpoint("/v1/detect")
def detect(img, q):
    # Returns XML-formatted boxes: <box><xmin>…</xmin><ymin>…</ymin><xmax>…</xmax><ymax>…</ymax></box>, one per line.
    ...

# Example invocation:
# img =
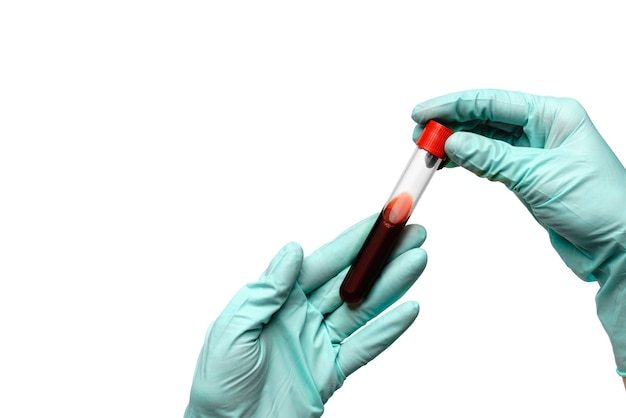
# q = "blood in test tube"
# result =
<box><xmin>339</xmin><ymin>121</ymin><xmax>453</xmax><ymax>306</ymax></box>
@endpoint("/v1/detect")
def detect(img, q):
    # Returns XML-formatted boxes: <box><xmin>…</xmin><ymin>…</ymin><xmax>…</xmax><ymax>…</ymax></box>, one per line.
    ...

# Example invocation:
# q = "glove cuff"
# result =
<box><xmin>595</xmin><ymin>252</ymin><xmax>626</xmax><ymax>375</ymax></box>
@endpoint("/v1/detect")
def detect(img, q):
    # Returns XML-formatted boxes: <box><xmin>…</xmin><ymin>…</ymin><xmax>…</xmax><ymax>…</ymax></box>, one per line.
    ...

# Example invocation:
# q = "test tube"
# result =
<box><xmin>339</xmin><ymin>120</ymin><xmax>454</xmax><ymax>306</ymax></box>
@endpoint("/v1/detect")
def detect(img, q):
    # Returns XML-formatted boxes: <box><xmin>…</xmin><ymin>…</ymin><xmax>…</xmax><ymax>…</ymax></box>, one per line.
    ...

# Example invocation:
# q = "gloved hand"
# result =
<box><xmin>412</xmin><ymin>89</ymin><xmax>626</xmax><ymax>376</ymax></box>
<box><xmin>184</xmin><ymin>215</ymin><xmax>427</xmax><ymax>418</ymax></box>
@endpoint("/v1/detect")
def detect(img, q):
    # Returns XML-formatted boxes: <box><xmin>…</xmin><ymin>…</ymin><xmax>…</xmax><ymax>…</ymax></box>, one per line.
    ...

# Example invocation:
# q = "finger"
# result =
<box><xmin>413</xmin><ymin>118</ymin><xmax>525</xmax><ymax>143</ymax></box>
<box><xmin>444</xmin><ymin>131</ymin><xmax>544</xmax><ymax>191</ymax></box>
<box><xmin>411</xmin><ymin>89</ymin><xmax>534</xmax><ymax>127</ymax></box>
<box><xmin>412</xmin><ymin>89</ymin><xmax>584</xmax><ymax>150</ymax></box>
<box><xmin>210</xmin><ymin>242</ymin><xmax>304</xmax><ymax>343</ymax></box>
<box><xmin>337</xmin><ymin>301</ymin><xmax>419</xmax><ymax>378</ymax></box>
<box><xmin>298</xmin><ymin>214</ymin><xmax>378</xmax><ymax>294</ymax></box>
<box><xmin>412</xmin><ymin>122</ymin><xmax>530</xmax><ymax>167</ymax></box>
<box><xmin>306</xmin><ymin>223</ymin><xmax>427</xmax><ymax>315</ymax></box>
<box><xmin>325</xmin><ymin>247</ymin><xmax>427</xmax><ymax>343</ymax></box>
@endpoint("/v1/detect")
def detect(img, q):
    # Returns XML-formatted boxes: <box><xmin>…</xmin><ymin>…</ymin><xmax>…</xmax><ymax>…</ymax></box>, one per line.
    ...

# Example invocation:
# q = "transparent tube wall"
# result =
<box><xmin>382</xmin><ymin>146</ymin><xmax>443</xmax><ymax>226</ymax></box>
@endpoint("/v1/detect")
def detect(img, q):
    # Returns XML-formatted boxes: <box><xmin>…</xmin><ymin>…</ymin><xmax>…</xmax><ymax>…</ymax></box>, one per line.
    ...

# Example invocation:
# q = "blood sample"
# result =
<box><xmin>339</xmin><ymin>120</ymin><xmax>454</xmax><ymax>306</ymax></box>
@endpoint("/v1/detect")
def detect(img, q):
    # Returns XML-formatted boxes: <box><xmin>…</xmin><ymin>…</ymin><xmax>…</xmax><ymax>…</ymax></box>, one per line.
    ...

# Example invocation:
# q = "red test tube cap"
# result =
<box><xmin>416</xmin><ymin>120</ymin><xmax>454</xmax><ymax>159</ymax></box>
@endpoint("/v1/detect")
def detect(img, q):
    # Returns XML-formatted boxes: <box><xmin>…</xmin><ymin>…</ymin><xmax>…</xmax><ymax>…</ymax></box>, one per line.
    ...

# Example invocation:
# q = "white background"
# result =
<box><xmin>1</xmin><ymin>1</ymin><xmax>624</xmax><ymax>416</ymax></box>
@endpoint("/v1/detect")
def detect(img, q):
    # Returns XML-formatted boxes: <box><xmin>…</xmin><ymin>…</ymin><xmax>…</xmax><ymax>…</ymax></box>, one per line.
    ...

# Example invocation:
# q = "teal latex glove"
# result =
<box><xmin>412</xmin><ymin>89</ymin><xmax>626</xmax><ymax>375</ymax></box>
<box><xmin>184</xmin><ymin>215</ymin><xmax>427</xmax><ymax>418</ymax></box>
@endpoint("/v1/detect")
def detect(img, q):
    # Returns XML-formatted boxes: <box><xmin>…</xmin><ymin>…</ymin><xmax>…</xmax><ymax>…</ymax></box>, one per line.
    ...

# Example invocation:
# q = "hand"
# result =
<box><xmin>184</xmin><ymin>215</ymin><xmax>427</xmax><ymax>417</ymax></box>
<box><xmin>412</xmin><ymin>89</ymin><xmax>626</xmax><ymax>375</ymax></box>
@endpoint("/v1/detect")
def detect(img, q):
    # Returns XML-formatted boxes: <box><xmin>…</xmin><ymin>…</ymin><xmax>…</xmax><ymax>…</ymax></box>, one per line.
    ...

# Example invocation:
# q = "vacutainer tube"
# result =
<box><xmin>339</xmin><ymin>120</ymin><xmax>454</xmax><ymax>306</ymax></box>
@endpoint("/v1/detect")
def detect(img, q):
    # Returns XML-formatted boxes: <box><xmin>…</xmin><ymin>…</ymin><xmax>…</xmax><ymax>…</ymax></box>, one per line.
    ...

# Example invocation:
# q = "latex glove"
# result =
<box><xmin>184</xmin><ymin>215</ymin><xmax>427</xmax><ymax>418</ymax></box>
<box><xmin>412</xmin><ymin>89</ymin><xmax>626</xmax><ymax>375</ymax></box>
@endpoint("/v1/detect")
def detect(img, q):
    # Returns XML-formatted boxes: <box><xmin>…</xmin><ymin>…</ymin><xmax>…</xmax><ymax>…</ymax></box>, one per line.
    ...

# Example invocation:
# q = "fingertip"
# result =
<box><xmin>279</xmin><ymin>241</ymin><xmax>304</xmax><ymax>275</ymax></box>
<box><xmin>283</xmin><ymin>241</ymin><xmax>304</xmax><ymax>259</ymax></box>
<box><xmin>401</xmin><ymin>223</ymin><xmax>427</xmax><ymax>248</ymax></box>
<box><xmin>413</xmin><ymin>247</ymin><xmax>428</xmax><ymax>271</ymax></box>
<box><xmin>407</xmin><ymin>248</ymin><xmax>428</xmax><ymax>282</ymax></box>
<box><xmin>412</xmin><ymin>124</ymin><xmax>425</xmax><ymax>143</ymax></box>
<box><xmin>443</xmin><ymin>131</ymin><xmax>481</xmax><ymax>165</ymax></box>
<box><xmin>403</xmin><ymin>300</ymin><xmax>420</xmax><ymax>319</ymax></box>
<box><xmin>411</xmin><ymin>103</ymin><xmax>428</xmax><ymax>124</ymax></box>
<box><xmin>333</xmin><ymin>214</ymin><xmax>378</xmax><ymax>243</ymax></box>
<box><xmin>443</xmin><ymin>132</ymin><xmax>463</xmax><ymax>154</ymax></box>
<box><xmin>277</xmin><ymin>241</ymin><xmax>304</xmax><ymax>265</ymax></box>
<box><xmin>414</xmin><ymin>223</ymin><xmax>427</xmax><ymax>244</ymax></box>
<box><xmin>262</xmin><ymin>241</ymin><xmax>304</xmax><ymax>285</ymax></box>
<box><xmin>387</xmin><ymin>247</ymin><xmax>428</xmax><ymax>289</ymax></box>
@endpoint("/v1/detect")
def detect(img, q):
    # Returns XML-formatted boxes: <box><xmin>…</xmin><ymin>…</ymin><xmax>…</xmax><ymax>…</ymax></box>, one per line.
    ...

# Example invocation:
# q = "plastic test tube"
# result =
<box><xmin>339</xmin><ymin>120</ymin><xmax>454</xmax><ymax>306</ymax></box>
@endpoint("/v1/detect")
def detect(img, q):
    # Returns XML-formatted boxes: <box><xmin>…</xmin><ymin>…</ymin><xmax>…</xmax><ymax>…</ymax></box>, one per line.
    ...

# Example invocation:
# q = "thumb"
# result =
<box><xmin>212</xmin><ymin>242</ymin><xmax>304</xmax><ymax>343</ymax></box>
<box><xmin>444</xmin><ymin>132</ymin><xmax>541</xmax><ymax>191</ymax></box>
